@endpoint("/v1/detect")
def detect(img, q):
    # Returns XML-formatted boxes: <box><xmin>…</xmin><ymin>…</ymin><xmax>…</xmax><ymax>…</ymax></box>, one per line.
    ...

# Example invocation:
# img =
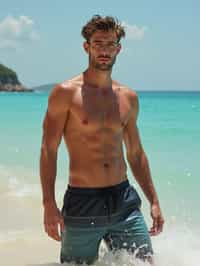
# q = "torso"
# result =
<box><xmin>62</xmin><ymin>77</ymin><xmax>133</xmax><ymax>187</ymax></box>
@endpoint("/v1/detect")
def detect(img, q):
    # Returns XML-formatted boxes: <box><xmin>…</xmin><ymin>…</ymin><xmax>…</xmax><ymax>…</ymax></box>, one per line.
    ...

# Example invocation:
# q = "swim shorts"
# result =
<box><xmin>60</xmin><ymin>180</ymin><xmax>153</xmax><ymax>264</ymax></box>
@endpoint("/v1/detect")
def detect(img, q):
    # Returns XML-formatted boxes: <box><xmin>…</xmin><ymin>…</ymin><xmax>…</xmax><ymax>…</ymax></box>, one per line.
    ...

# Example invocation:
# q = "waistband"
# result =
<box><xmin>67</xmin><ymin>179</ymin><xmax>130</xmax><ymax>195</ymax></box>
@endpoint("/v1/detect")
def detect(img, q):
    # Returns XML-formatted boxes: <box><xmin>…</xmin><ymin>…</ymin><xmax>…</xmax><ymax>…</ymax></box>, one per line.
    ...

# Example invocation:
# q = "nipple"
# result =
<box><xmin>103</xmin><ymin>163</ymin><xmax>110</xmax><ymax>168</ymax></box>
<box><xmin>102</xmin><ymin>90</ymin><xmax>108</xmax><ymax>95</ymax></box>
<box><xmin>82</xmin><ymin>118</ymin><xmax>88</xmax><ymax>125</ymax></box>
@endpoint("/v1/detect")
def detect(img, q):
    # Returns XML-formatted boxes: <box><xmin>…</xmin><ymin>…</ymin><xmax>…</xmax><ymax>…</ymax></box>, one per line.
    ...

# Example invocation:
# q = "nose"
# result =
<box><xmin>101</xmin><ymin>51</ymin><xmax>109</xmax><ymax>57</ymax></box>
<box><xmin>98</xmin><ymin>44</ymin><xmax>111</xmax><ymax>52</ymax></box>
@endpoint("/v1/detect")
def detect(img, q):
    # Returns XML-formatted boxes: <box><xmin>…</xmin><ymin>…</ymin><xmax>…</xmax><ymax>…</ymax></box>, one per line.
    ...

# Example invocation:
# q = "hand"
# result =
<box><xmin>149</xmin><ymin>203</ymin><xmax>164</xmax><ymax>236</ymax></box>
<box><xmin>44</xmin><ymin>202</ymin><xmax>65</xmax><ymax>241</ymax></box>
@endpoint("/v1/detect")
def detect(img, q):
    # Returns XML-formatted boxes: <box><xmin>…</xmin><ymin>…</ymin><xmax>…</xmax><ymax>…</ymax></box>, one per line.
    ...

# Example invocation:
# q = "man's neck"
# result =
<box><xmin>83</xmin><ymin>67</ymin><xmax>112</xmax><ymax>89</ymax></box>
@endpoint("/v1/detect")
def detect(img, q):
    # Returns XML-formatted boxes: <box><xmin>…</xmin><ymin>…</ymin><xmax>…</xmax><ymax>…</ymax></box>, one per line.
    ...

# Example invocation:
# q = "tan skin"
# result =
<box><xmin>40</xmin><ymin>30</ymin><xmax>164</xmax><ymax>243</ymax></box>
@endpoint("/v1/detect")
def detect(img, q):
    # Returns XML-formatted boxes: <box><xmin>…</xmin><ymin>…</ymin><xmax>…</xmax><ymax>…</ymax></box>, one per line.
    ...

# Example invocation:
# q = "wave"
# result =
<box><xmin>0</xmin><ymin>164</ymin><xmax>200</xmax><ymax>266</ymax></box>
<box><xmin>2</xmin><ymin>227</ymin><xmax>200</xmax><ymax>266</ymax></box>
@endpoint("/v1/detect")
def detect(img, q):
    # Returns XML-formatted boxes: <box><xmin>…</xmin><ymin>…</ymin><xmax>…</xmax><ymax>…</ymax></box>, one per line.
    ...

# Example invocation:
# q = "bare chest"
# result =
<box><xmin>70</xmin><ymin>88</ymin><xmax>131</xmax><ymax>131</ymax></box>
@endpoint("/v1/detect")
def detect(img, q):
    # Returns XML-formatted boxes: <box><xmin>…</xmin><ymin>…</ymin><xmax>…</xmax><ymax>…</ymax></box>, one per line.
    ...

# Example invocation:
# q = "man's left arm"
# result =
<box><xmin>123</xmin><ymin>90</ymin><xmax>164</xmax><ymax>236</ymax></box>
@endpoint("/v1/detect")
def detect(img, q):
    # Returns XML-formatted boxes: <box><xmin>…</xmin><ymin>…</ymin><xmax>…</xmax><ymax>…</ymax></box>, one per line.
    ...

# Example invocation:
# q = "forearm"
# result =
<box><xmin>40</xmin><ymin>146</ymin><xmax>57</xmax><ymax>206</ymax></box>
<box><xmin>128</xmin><ymin>151</ymin><xmax>159</xmax><ymax>205</ymax></box>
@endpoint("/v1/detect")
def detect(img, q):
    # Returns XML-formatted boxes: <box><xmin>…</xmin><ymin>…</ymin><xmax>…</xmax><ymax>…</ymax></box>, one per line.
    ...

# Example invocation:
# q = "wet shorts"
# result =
<box><xmin>60</xmin><ymin>180</ymin><xmax>153</xmax><ymax>264</ymax></box>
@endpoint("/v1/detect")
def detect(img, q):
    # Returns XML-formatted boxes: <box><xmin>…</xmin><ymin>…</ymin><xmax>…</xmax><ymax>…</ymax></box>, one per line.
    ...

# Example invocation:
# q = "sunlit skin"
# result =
<box><xmin>86</xmin><ymin>31</ymin><xmax>119</xmax><ymax>71</ymax></box>
<box><xmin>40</xmin><ymin>29</ymin><xmax>164</xmax><ymax>255</ymax></box>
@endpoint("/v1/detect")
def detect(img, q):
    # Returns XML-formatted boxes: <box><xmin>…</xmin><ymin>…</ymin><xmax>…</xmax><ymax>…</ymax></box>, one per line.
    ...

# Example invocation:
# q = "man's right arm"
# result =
<box><xmin>40</xmin><ymin>82</ymin><xmax>73</xmax><ymax>241</ymax></box>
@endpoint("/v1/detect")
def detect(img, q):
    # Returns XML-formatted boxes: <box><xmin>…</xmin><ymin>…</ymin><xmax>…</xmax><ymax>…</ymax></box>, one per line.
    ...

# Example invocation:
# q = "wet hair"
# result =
<box><xmin>81</xmin><ymin>15</ymin><xmax>125</xmax><ymax>43</ymax></box>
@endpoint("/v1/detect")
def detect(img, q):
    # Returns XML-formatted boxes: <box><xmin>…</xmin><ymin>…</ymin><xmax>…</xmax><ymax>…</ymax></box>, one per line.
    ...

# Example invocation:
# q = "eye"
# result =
<box><xmin>108</xmin><ymin>42</ymin><xmax>117</xmax><ymax>48</ymax></box>
<box><xmin>95</xmin><ymin>43</ymin><xmax>102</xmax><ymax>48</ymax></box>
<box><xmin>90</xmin><ymin>41</ymin><xmax>119</xmax><ymax>50</ymax></box>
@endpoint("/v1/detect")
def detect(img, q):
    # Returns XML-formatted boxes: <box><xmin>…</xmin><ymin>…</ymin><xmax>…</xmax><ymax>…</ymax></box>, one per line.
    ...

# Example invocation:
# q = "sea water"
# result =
<box><xmin>0</xmin><ymin>90</ymin><xmax>199</xmax><ymax>266</ymax></box>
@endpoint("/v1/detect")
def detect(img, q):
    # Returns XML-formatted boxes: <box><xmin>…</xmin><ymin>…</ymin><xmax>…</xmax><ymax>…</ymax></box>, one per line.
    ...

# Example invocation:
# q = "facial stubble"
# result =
<box><xmin>89</xmin><ymin>53</ymin><xmax>117</xmax><ymax>71</ymax></box>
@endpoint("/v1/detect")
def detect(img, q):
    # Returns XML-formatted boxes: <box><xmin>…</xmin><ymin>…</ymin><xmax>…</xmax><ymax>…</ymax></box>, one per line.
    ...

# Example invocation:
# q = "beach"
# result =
<box><xmin>0</xmin><ymin>90</ymin><xmax>200</xmax><ymax>266</ymax></box>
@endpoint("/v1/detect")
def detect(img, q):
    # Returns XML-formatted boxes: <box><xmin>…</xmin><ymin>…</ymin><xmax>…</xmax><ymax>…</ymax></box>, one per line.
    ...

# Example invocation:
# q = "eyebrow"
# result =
<box><xmin>93</xmin><ymin>40</ymin><xmax>117</xmax><ymax>43</ymax></box>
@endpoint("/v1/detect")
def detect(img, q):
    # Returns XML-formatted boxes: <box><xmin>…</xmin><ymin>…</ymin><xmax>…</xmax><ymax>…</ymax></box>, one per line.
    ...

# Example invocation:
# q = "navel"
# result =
<box><xmin>103</xmin><ymin>163</ymin><xmax>110</xmax><ymax>168</ymax></box>
<box><xmin>121</xmin><ymin>121</ymin><xmax>126</xmax><ymax>127</ymax></box>
<box><xmin>82</xmin><ymin>118</ymin><xmax>88</xmax><ymax>125</ymax></box>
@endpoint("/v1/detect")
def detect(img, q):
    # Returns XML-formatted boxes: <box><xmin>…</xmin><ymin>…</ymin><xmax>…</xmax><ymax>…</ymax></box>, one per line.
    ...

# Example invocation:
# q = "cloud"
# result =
<box><xmin>122</xmin><ymin>22</ymin><xmax>147</xmax><ymax>41</ymax></box>
<box><xmin>0</xmin><ymin>15</ymin><xmax>40</xmax><ymax>49</ymax></box>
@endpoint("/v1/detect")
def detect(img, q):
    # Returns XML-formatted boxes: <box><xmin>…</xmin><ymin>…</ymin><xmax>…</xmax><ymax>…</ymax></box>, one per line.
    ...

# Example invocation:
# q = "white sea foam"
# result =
<box><xmin>0</xmin><ymin>164</ymin><xmax>65</xmax><ymax>198</ymax></box>
<box><xmin>1</xmin><ymin>227</ymin><xmax>200</xmax><ymax>266</ymax></box>
<box><xmin>0</xmin><ymin>164</ymin><xmax>200</xmax><ymax>266</ymax></box>
<box><xmin>0</xmin><ymin>164</ymin><xmax>39</xmax><ymax>198</ymax></box>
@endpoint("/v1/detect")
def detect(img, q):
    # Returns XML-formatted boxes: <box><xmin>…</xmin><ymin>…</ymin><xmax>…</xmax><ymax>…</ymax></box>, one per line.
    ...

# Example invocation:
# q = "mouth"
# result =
<box><xmin>98</xmin><ymin>57</ymin><xmax>110</xmax><ymax>62</ymax></box>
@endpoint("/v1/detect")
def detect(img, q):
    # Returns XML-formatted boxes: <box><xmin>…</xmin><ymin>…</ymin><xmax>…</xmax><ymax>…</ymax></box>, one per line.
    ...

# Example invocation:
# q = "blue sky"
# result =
<box><xmin>0</xmin><ymin>0</ymin><xmax>200</xmax><ymax>90</ymax></box>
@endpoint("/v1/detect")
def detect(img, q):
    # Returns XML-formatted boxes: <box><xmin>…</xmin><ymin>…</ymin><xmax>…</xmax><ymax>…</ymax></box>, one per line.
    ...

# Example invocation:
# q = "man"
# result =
<box><xmin>40</xmin><ymin>15</ymin><xmax>164</xmax><ymax>265</ymax></box>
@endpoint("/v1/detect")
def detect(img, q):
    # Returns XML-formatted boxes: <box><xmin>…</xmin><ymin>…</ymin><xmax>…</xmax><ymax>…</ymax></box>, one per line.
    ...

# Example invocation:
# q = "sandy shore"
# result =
<box><xmin>0</xmin><ymin>232</ymin><xmax>61</xmax><ymax>266</ymax></box>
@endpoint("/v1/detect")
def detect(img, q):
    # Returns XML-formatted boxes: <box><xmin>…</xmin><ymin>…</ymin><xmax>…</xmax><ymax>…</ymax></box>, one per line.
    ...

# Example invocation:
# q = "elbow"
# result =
<box><xmin>40</xmin><ymin>142</ymin><xmax>57</xmax><ymax>160</ymax></box>
<box><xmin>126</xmin><ymin>152</ymin><xmax>133</xmax><ymax>163</ymax></box>
<box><xmin>126</xmin><ymin>149</ymin><xmax>146</xmax><ymax>165</ymax></box>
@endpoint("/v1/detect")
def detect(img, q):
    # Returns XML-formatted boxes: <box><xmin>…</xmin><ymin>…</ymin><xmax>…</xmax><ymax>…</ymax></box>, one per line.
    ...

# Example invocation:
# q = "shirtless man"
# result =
<box><xmin>40</xmin><ymin>15</ymin><xmax>164</xmax><ymax>264</ymax></box>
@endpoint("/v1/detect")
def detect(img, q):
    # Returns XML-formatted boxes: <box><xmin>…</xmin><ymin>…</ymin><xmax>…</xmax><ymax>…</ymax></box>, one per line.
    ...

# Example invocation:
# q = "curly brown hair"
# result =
<box><xmin>81</xmin><ymin>15</ymin><xmax>125</xmax><ymax>43</ymax></box>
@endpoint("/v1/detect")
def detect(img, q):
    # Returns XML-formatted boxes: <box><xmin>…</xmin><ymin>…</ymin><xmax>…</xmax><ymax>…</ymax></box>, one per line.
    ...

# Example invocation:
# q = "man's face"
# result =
<box><xmin>84</xmin><ymin>30</ymin><xmax>121</xmax><ymax>71</ymax></box>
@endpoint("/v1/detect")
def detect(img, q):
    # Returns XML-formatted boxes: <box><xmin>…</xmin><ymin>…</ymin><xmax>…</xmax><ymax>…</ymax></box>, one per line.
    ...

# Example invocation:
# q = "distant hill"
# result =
<box><xmin>32</xmin><ymin>83</ymin><xmax>56</xmax><ymax>92</ymax></box>
<box><xmin>0</xmin><ymin>64</ymin><xmax>17</xmax><ymax>77</ymax></box>
<box><xmin>0</xmin><ymin>63</ymin><xmax>32</xmax><ymax>92</ymax></box>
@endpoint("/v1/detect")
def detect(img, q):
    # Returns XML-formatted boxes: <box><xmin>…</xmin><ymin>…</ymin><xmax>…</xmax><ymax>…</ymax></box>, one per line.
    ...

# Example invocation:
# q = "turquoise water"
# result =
<box><xmin>0</xmin><ymin>91</ymin><xmax>199</xmax><ymax>216</ymax></box>
<box><xmin>137</xmin><ymin>92</ymin><xmax>200</xmax><ymax>225</ymax></box>
<box><xmin>0</xmin><ymin>90</ymin><xmax>200</xmax><ymax>266</ymax></box>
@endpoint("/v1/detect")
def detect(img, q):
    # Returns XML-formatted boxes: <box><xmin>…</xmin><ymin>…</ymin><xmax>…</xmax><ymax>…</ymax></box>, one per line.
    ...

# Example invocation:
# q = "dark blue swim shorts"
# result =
<box><xmin>60</xmin><ymin>180</ymin><xmax>153</xmax><ymax>264</ymax></box>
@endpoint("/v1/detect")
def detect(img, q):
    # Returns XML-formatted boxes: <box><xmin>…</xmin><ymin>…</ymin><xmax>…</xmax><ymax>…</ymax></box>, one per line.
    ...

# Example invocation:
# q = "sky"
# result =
<box><xmin>0</xmin><ymin>0</ymin><xmax>200</xmax><ymax>90</ymax></box>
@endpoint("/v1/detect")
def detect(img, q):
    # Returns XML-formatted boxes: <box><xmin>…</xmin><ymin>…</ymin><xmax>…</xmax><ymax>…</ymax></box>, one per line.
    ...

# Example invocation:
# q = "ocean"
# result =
<box><xmin>0</xmin><ymin>89</ymin><xmax>200</xmax><ymax>266</ymax></box>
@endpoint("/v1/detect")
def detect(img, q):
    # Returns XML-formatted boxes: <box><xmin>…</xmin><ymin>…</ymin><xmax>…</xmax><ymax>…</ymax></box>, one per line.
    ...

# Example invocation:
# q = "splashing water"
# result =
<box><xmin>0</xmin><ymin>164</ymin><xmax>200</xmax><ymax>266</ymax></box>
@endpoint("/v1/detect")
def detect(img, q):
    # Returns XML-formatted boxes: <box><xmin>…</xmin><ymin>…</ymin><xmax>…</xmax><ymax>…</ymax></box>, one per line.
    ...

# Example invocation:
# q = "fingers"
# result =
<box><xmin>60</xmin><ymin>216</ymin><xmax>65</xmax><ymax>232</ymax></box>
<box><xmin>45</xmin><ymin>224</ymin><xmax>61</xmax><ymax>241</ymax></box>
<box><xmin>150</xmin><ymin>204</ymin><xmax>164</xmax><ymax>236</ymax></box>
<box><xmin>45</xmin><ymin>221</ymin><xmax>61</xmax><ymax>241</ymax></box>
<box><xmin>44</xmin><ymin>216</ymin><xmax>65</xmax><ymax>241</ymax></box>
<box><xmin>149</xmin><ymin>217</ymin><xmax>157</xmax><ymax>236</ymax></box>
<box><xmin>149</xmin><ymin>216</ymin><xmax>164</xmax><ymax>236</ymax></box>
<box><xmin>158</xmin><ymin>216</ymin><xmax>164</xmax><ymax>233</ymax></box>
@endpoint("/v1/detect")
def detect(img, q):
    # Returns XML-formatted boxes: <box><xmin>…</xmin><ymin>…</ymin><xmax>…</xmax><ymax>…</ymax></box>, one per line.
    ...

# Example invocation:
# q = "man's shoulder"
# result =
<box><xmin>115</xmin><ymin>82</ymin><xmax>139</xmax><ymax>117</ymax></box>
<box><xmin>49</xmin><ymin>75</ymin><xmax>82</xmax><ymax>102</ymax></box>
<box><xmin>54</xmin><ymin>75</ymin><xmax>82</xmax><ymax>94</ymax></box>
<box><xmin>48</xmin><ymin>75</ymin><xmax>82</xmax><ymax>111</ymax></box>
<box><xmin>114</xmin><ymin>81</ymin><xmax>138</xmax><ymax>102</ymax></box>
